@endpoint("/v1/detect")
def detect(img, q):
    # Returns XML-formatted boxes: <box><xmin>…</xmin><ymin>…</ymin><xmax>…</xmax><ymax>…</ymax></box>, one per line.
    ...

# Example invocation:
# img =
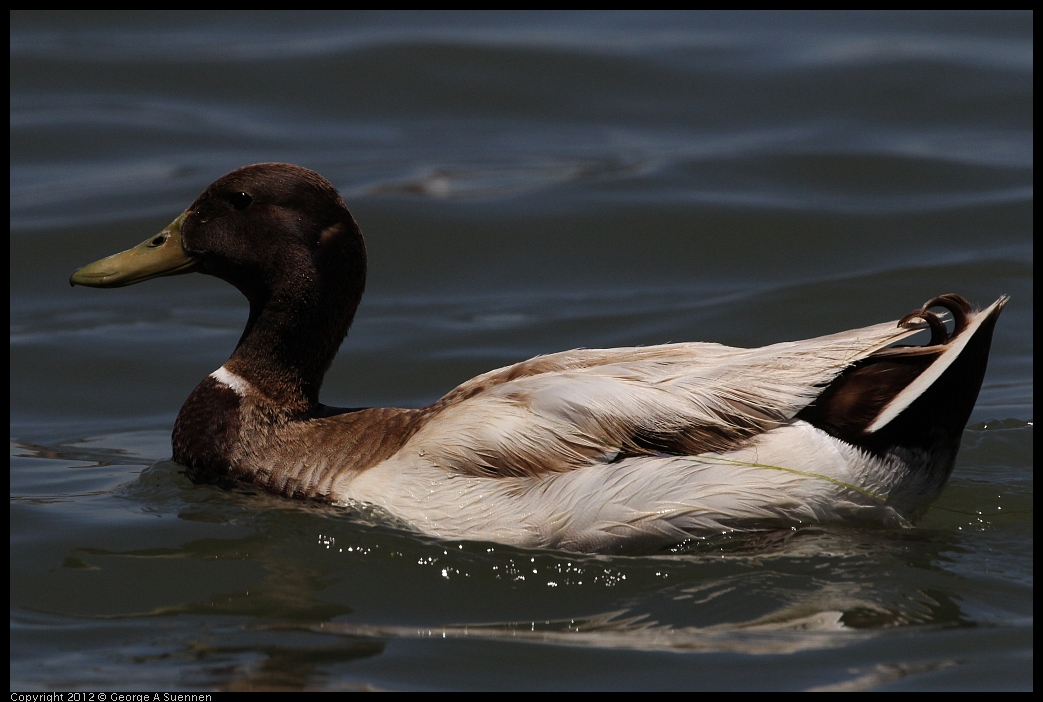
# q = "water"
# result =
<box><xmin>10</xmin><ymin>11</ymin><xmax>1032</xmax><ymax>690</ymax></box>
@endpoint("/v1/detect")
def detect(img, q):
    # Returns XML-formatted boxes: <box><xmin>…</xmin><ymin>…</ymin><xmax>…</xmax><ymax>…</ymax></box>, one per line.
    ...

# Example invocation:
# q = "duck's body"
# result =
<box><xmin>72</xmin><ymin>163</ymin><xmax>1006</xmax><ymax>552</ymax></box>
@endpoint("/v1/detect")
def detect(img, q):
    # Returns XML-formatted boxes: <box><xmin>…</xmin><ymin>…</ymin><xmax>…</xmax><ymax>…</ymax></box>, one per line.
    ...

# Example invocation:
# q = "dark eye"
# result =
<box><xmin>229</xmin><ymin>192</ymin><xmax>253</xmax><ymax>210</ymax></box>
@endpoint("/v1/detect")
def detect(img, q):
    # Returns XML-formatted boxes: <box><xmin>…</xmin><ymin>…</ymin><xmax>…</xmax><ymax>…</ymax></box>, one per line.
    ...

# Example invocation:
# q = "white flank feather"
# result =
<box><xmin>335</xmin><ymin>421</ymin><xmax>906</xmax><ymax>551</ymax></box>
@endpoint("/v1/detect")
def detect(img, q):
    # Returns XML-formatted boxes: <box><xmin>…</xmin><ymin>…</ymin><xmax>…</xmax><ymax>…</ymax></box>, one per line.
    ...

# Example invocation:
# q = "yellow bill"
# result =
<box><xmin>70</xmin><ymin>211</ymin><xmax>199</xmax><ymax>288</ymax></box>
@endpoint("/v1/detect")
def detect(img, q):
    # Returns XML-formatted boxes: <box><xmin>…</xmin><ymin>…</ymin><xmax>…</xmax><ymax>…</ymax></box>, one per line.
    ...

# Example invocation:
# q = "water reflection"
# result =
<box><xmin>10</xmin><ymin>416</ymin><xmax>1022</xmax><ymax>689</ymax></box>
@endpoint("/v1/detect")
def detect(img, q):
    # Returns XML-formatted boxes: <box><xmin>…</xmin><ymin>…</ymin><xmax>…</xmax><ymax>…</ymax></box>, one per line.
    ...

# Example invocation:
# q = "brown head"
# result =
<box><xmin>71</xmin><ymin>163</ymin><xmax>367</xmax><ymax>408</ymax></box>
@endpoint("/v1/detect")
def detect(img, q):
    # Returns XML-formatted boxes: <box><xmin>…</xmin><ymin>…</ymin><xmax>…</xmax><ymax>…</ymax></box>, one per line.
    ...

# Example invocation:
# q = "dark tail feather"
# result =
<box><xmin>797</xmin><ymin>295</ymin><xmax>1007</xmax><ymax>509</ymax></box>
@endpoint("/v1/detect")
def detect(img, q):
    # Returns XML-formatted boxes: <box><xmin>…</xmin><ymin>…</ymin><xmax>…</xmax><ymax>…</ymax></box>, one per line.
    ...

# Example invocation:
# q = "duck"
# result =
<box><xmin>71</xmin><ymin>163</ymin><xmax>1007</xmax><ymax>553</ymax></box>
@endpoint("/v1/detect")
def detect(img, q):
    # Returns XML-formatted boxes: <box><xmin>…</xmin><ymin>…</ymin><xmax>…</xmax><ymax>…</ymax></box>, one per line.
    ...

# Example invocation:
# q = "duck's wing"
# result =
<box><xmin>403</xmin><ymin>295</ymin><xmax>1007</xmax><ymax>480</ymax></box>
<box><xmin>408</xmin><ymin>317</ymin><xmax>931</xmax><ymax>479</ymax></box>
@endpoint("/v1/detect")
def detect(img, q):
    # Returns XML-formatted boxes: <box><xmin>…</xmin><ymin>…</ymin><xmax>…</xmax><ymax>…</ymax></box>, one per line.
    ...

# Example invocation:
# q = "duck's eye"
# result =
<box><xmin>229</xmin><ymin>192</ymin><xmax>253</xmax><ymax>210</ymax></box>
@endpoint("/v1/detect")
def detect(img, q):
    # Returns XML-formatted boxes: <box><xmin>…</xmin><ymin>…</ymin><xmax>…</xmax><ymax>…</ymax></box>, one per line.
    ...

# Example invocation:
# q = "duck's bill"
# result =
<box><xmin>70</xmin><ymin>212</ymin><xmax>200</xmax><ymax>288</ymax></box>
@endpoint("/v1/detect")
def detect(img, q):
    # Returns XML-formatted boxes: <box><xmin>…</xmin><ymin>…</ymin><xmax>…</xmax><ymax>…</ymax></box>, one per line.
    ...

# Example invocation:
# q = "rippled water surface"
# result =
<box><xmin>10</xmin><ymin>11</ymin><xmax>1032</xmax><ymax>690</ymax></box>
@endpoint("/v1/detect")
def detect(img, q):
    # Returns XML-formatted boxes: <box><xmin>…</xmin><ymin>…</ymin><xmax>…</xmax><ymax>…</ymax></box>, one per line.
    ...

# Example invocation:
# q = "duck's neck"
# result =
<box><xmin>223</xmin><ymin>275</ymin><xmax>363</xmax><ymax>414</ymax></box>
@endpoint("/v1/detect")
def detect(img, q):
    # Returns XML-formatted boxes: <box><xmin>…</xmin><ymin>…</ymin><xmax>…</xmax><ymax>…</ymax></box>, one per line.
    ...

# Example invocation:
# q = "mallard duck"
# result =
<box><xmin>71</xmin><ymin>163</ymin><xmax>1007</xmax><ymax>552</ymax></box>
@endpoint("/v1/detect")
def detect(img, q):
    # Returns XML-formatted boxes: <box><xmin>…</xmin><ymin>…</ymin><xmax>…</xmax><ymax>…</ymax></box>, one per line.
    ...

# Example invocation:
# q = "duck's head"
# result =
<box><xmin>71</xmin><ymin>163</ymin><xmax>368</xmax><ymax>406</ymax></box>
<box><xmin>71</xmin><ymin>163</ymin><xmax>365</xmax><ymax>298</ymax></box>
